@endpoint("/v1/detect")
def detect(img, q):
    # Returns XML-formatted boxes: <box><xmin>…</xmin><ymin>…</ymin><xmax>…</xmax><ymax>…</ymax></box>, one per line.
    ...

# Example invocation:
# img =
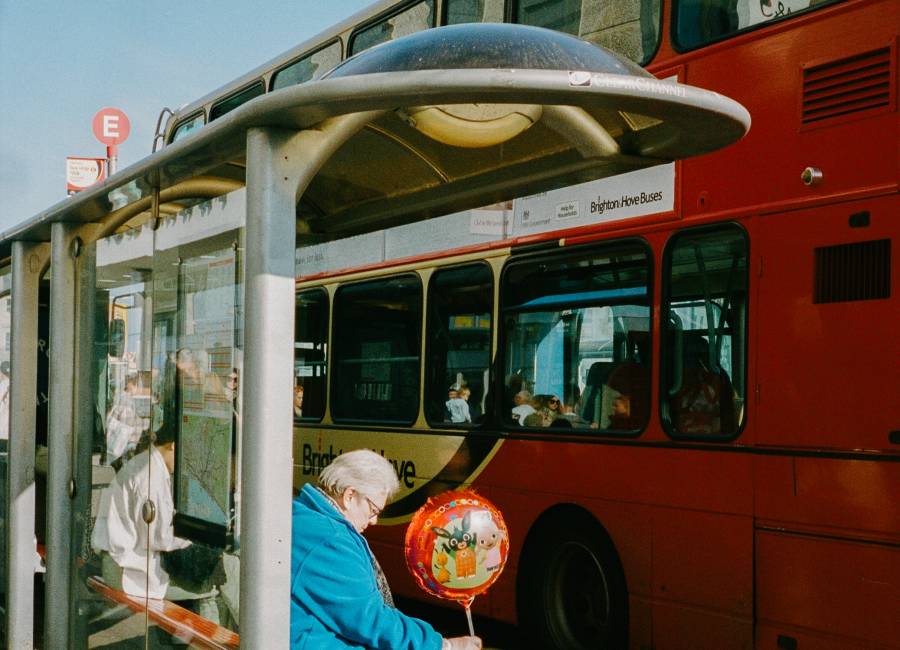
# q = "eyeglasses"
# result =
<box><xmin>548</xmin><ymin>398</ymin><xmax>560</xmax><ymax>404</ymax></box>
<box><xmin>360</xmin><ymin>493</ymin><xmax>384</xmax><ymax>519</ymax></box>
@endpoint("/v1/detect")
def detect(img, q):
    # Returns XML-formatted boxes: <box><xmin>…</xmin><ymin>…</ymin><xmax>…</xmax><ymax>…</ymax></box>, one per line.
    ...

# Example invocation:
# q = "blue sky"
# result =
<box><xmin>0</xmin><ymin>0</ymin><xmax>372</xmax><ymax>233</ymax></box>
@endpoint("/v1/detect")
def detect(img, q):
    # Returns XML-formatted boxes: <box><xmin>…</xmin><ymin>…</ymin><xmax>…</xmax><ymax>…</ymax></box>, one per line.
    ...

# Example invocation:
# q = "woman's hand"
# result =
<box><xmin>443</xmin><ymin>636</ymin><xmax>482</xmax><ymax>650</ymax></box>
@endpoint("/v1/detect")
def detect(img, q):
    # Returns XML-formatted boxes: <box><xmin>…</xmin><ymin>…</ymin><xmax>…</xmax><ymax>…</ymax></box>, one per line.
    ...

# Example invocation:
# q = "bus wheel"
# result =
<box><xmin>517</xmin><ymin>508</ymin><xmax>628</xmax><ymax>650</ymax></box>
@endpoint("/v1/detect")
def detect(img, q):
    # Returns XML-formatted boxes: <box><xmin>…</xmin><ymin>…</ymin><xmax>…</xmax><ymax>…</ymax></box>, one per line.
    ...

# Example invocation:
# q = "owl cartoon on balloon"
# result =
<box><xmin>405</xmin><ymin>490</ymin><xmax>509</xmax><ymax>633</ymax></box>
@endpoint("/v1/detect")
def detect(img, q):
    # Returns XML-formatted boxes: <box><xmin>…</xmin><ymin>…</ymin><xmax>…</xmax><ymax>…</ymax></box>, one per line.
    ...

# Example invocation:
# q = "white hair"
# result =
<box><xmin>319</xmin><ymin>449</ymin><xmax>400</xmax><ymax>500</ymax></box>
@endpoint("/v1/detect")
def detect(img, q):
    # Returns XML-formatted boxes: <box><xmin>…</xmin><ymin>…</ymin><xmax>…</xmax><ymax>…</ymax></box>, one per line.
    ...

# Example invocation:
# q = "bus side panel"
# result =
<box><xmin>755</xmin><ymin>195</ymin><xmax>900</xmax><ymax>455</ymax></box>
<box><xmin>678</xmin><ymin>0</ymin><xmax>898</xmax><ymax>218</ymax></box>
<box><xmin>756</xmin><ymin>530</ymin><xmax>900</xmax><ymax>648</ymax></box>
<box><xmin>483</xmin><ymin>440</ymin><xmax>753</xmax><ymax>644</ymax></box>
<box><xmin>755</xmin><ymin>455</ymin><xmax>900</xmax><ymax>541</ymax></box>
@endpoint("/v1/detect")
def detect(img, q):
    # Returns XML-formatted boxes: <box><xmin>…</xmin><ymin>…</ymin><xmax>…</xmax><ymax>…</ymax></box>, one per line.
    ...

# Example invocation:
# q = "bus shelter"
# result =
<box><xmin>0</xmin><ymin>24</ymin><xmax>748</xmax><ymax>649</ymax></box>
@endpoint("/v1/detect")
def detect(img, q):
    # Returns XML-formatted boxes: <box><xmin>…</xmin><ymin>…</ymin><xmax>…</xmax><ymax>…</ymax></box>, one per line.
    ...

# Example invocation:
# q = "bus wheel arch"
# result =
<box><xmin>515</xmin><ymin>504</ymin><xmax>629</xmax><ymax>650</ymax></box>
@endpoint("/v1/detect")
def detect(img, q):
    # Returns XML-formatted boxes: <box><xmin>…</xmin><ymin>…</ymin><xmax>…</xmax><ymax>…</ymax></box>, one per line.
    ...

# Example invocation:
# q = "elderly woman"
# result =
<box><xmin>291</xmin><ymin>449</ymin><xmax>482</xmax><ymax>650</ymax></box>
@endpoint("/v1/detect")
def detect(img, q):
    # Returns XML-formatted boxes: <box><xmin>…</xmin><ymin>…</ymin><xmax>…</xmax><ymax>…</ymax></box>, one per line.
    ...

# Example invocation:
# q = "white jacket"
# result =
<box><xmin>92</xmin><ymin>446</ymin><xmax>189</xmax><ymax>598</ymax></box>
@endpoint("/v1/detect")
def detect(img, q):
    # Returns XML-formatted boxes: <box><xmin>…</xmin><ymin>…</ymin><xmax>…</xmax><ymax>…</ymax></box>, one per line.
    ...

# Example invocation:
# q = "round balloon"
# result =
<box><xmin>405</xmin><ymin>489</ymin><xmax>509</xmax><ymax>604</ymax></box>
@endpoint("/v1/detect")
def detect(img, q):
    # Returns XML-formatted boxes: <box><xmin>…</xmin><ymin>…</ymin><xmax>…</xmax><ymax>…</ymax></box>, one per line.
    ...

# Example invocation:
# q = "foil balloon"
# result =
<box><xmin>405</xmin><ymin>489</ymin><xmax>509</xmax><ymax>608</ymax></box>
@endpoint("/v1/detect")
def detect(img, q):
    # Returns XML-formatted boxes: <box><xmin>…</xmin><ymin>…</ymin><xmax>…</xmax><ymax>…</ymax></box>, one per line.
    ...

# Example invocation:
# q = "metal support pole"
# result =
<box><xmin>7</xmin><ymin>241</ymin><xmax>49</xmax><ymax>650</ymax></box>
<box><xmin>69</xmin><ymin>228</ymin><xmax>99</xmax><ymax>648</ymax></box>
<box><xmin>44</xmin><ymin>223</ymin><xmax>79</xmax><ymax>649</ymax></box>
<box><xmin>240</xmin><ymin>112</ymin><xmax>383</xmax><ymax>648</ymax></box>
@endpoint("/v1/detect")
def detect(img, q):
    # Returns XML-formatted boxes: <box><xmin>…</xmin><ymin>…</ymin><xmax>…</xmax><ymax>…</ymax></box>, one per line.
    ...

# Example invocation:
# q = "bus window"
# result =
<box><xmin>170</xmin><ymin>111</ymin><xmax>205</xmax><ymax>144</ymax></box>
<box><xmin>425</xmin><ymin>263</ymin><xmax>493</xmax><ymax>427</ymax></box>
<box><xmin>444</xmin><ymin>0</ymin><xmax>505</xmax><ymax>24</ymax></box>
<box><xmin>662</xmin><ymin>226</ymin><xmax>748</xmax><ymax>438</ymax></box>
<box><xmin>209</xmin><ymin>81</ymin><xmax>265</xmax><ymax>122</ymax></box>
<box><xmin>515</xmin><ymin>0</ymin><xmax>661</xmax><ymax>65</ymax></box>
<box><xmin>501</xmin><ymin>242</ymin><xmax>651</xmax><ymax>433</ymax></box>
<box><xmin>331</xmin><ymin>274</ymin><xmax>422</xmax><ymax>423</ymax></box>
<box><xmin>294</xmin><ymin>289</ymin><xmax>328</xmax><ymax>421</ymax></box>
<box><xmin>271</xmin><ymin>40</ymin><xmax>342</xmax><ymax>91</ymax></box>
<box><xmin>349</xmin><ymin>0</ymin><xmax>436</xmax><ymax>55</ymax></box>
<box><xmin>673</xmin><ymin>0</ymin><xmax>843</xmax><ymax>51</ymax></box>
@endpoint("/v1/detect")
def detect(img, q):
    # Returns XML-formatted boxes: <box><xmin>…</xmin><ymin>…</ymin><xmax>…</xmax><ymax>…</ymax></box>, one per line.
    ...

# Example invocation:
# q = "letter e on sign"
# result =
<box><xmin>92</xmin><ymin>107</ymin><xmax>131</xmax><ymax>146</ymax></box>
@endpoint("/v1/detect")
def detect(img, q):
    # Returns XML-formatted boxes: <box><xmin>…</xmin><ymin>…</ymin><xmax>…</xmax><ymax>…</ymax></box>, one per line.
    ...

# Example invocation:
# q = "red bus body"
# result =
<box><xmin>298</xmin><ymin>1</ymin><xmax>899</xmax><ymax>648</ymax></box>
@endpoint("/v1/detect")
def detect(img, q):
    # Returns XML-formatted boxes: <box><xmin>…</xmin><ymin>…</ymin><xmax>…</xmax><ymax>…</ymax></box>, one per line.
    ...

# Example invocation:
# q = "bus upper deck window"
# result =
<box><xmin>515</xmin><ymin>0</ymin><xmax>661</xmax><ymax>66</ymax></box>
<box><xmin>349</xmin><ymin>0</ymin><xmax>436</xmax><ymax>55</ymax></box>
<box><xmin>673</xmin><ymin>0</ymin><xmax>844</xmax><ymax>51</ymax></box>
<box><xmin>209</xmin><ymin>81</ymin><xmax>265</xmax><ymax>122</ymax></box>
<box><xmin>271</xmin><ymin>41</ymin><xmax>342</xmax><ymax>91</ymax></box>
<box><xmin>169</xmin><ymin>112</ymin><xmax>205</xmax><ymax>144</ymax></box>
<box><xmin>444</xmin><ymin>0</ymin><xmax>505</xmax><ymax>24</ymax></box>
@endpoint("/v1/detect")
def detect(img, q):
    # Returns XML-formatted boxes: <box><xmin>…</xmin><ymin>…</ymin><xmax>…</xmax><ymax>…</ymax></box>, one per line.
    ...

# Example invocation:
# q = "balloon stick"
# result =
<box><xmin>464</xmin><ymin>603</ymin><xmax>475</xmax><ymax>636</ymax></box>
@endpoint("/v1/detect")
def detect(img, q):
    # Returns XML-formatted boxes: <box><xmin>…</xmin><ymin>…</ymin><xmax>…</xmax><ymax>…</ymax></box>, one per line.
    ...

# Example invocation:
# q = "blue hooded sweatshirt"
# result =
<box><xmin>290</xmin><ymin>483</ymin><xmax>443</xmax><ymax>649</ymax></box>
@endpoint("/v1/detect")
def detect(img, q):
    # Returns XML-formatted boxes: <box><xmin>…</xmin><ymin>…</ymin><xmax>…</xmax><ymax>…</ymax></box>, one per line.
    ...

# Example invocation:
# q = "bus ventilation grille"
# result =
<box><xmin>801</xmin><ymin>45</ymin><xmax>895</xmax><ymax>126</ymax></box>
<box><xmin>814</xmin><ymin>239</ymin><xmax>891</xmax><ymax>304</ymax></box>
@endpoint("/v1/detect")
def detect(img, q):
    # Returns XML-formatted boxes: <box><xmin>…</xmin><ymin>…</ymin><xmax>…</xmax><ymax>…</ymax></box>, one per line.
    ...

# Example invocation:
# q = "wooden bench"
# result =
<box><xmin>87</xmin><ymin>575</ymin><xmax>240</xmax><ymax>650</ymax></box>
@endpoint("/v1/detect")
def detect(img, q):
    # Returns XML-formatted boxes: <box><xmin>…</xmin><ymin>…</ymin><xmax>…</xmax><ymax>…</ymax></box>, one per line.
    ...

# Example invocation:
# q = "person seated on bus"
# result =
<box><xmin>291</xmin><ymin>449</ymin><xmax>482</xmax><ymax>650</ymax></box>
<box><xmin>446</xmin><ymin>384</ymin><xmax>471</xmax><ymax>424</ymax></box>
<box><xmin>294</xmin><ymin>384</ymin><xmax>304</xmax><ymax>418</ymax></box>
<box><xmin>601</xmin><ymin>361</ymin><xmax>650</xmax><ymax>431</ymax></box>
<box><xmin>510</xmin><ymin>390</ymin><xmax>535</xmax><ymax>425</ymax></box>
<box><xmin>670</xmin><ymin>333</ymin><xmax>737</xmax><ymax>435</ymax></box>
<box><xmin>579</xmin><ymin>361</ymin><xmax>615</xmax><ymax>428</ymax></box>
<box><xmin>92</xmin><ymin>421</ymin><xmax>221</xmax><ymax>627</ymax></box>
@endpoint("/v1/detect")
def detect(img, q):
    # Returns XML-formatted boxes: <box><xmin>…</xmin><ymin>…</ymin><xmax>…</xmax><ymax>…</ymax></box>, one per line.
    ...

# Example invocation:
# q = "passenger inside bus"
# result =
<box><xmin>669</xmin><ymin>332</ymin><xmax>737</xmax><ymax>435</ymax></box>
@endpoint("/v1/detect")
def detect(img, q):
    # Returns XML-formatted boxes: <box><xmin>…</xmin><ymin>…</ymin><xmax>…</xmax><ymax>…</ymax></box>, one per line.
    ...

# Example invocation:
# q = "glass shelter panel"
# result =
<box><xmin>331</xmin><ymin>275</ymin><xmax>423</xmax><ymax>423</ymax></box>
<box><xmin>0</xmin><ymin>268</ymin><xmax>10</xmax><ymax>646</ymax></box>
<box><xmin>349</xmin><ymin>0</ymin><xmax>436</xmax><ymax>55</ymax></box>
<box><xmin>294</xmin><ymin>289</ymin><xmax>328</xmax><ymax>422</ymax></box>
<box><xmin>502</xmin><ymin>242</ymin><xmax>651</xmax><ymax>431</ymax></box>
<box><xmin>661</xmin><ymin>226</ymin><xmax>748</xmax><ymax>438</ymax></box>
<box><xmin>516</xmin><ymin>0</ymin><xmax>662</xmax><ymax>65</ymax></box>
<box><xmin>425</xmin><ymin>263</ymin><xmax>493</xmax><ymax>427</ymax></box>
<box><xmin>79</xmin><ymin>193</ymin><xmax>245</xmax><ymax>647</ymax></box>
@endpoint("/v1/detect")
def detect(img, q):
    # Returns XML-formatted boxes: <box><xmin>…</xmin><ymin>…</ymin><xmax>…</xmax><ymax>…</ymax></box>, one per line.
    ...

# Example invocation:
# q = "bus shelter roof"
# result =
<box><xmin>0</xmin><ymin>24</ymin><xmax>750</xmax><ymax>258</ymax></box>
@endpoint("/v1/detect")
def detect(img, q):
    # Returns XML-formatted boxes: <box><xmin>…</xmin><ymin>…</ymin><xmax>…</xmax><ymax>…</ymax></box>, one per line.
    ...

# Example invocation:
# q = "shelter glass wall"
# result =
<box><xmin>0</xmin><ymin>267</ymin><xmax>10</xmax><ymax>646</ymax></box>
<box><xmin>77</xmin><ymin>192</ymin><xmax>245</xmax><ymax>647</ymax></box>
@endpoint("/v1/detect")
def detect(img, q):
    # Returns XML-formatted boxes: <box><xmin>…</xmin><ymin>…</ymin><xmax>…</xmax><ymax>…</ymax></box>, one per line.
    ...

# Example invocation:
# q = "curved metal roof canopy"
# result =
<box><xmin>0</xmin><ymin>24</ymin><xmax>750</xmax><ymax>255</ymax></box>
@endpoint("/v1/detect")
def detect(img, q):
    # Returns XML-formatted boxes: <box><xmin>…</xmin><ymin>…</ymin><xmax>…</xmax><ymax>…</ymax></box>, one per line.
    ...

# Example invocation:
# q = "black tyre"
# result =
<box><xmin>517</xmin><ymin>508</ymin><xmax>628</xmax><ymax>650</ymax></box>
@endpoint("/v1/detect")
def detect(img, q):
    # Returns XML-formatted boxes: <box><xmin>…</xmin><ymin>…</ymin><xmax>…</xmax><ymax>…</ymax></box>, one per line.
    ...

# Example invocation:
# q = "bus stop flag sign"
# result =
<box><xmin>92</xmin><ymin>107</ymin><xmax>130</xmax><ymax>174</ymax></box>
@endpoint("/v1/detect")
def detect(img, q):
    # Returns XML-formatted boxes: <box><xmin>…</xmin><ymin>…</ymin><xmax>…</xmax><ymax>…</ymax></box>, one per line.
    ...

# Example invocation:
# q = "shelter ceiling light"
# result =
<box><xmin>398</xmin><ymin>103</ymin><xmax>543</xmax><ymax>148</ymax></box>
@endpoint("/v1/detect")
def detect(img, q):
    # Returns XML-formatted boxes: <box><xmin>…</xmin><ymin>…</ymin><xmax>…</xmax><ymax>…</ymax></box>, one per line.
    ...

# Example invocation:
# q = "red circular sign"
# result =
<box><xmin>92</xmin><ymin>107</ymin><xmax>131</xmax><ymax>146</ymax></box>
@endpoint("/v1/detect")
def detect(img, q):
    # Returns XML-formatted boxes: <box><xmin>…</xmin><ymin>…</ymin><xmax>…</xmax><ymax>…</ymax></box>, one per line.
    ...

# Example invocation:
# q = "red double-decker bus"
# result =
<box><xmin>156</xmin><ymin>1</ymin><xmax>898</xmax><ymax>648</ymax></box>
